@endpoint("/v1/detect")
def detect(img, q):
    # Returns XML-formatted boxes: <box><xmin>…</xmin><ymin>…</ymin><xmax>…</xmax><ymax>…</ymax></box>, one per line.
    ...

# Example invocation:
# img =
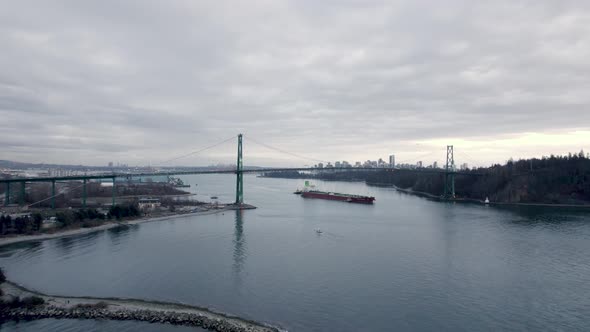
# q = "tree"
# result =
<box><xmin>109</xmin><ymin>205</ymin><xmax>122</xmax><ymax>219</ymax></box>
<box><xmin>32</xmin><ymin>213</ymin><xmax>43</xmax><ymax>231</ymax></box>
<box><xmin>56</xmin><ymin>211</ymin><xmax>74</xmax><ymax>227</ymax></box>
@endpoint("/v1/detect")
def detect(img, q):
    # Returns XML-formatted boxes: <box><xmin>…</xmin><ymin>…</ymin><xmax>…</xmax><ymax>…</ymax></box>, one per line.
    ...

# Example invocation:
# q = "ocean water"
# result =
<box><xmin>1</xmin><ymin>174</ymin><xmax>590</xmax><ymax>331</ymax></box>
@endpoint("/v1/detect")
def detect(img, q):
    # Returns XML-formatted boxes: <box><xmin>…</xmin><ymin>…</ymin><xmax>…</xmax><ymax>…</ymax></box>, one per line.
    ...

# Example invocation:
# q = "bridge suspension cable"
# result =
<box><xmin>394</xmin><ymin>151</ymin><xmax>438</xmax><ymax>166</ymax></box>
<box><xmin>26</xmin><ymin>181</ymin><xmax>86</xmax><ymax>208</ymax></box>
<box><xmin>454</xmin><ymin>150</ymin><xmax>485</xmax><ymax>169</ymax></box>
<box><xmin>247</xmin><ymin>136</ymin><xmax>329</xmax><ymax>164</ymax></box>
<box><xmin>156</xmin><ymin>135</ymin><xmax>237</xmax><ymax>165</ymax></box>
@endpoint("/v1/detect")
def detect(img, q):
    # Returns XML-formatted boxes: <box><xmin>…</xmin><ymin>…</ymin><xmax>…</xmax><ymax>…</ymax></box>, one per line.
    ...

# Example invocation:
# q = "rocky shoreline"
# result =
<box><xmin>0</xmin><ymin>281</ymin><xmax>280</xmax><ymax>332</ymax></box>
<box><xmin>0</xmin><ymin>306</ymin><xmax>266</xmax><ymax>332</ymax></box>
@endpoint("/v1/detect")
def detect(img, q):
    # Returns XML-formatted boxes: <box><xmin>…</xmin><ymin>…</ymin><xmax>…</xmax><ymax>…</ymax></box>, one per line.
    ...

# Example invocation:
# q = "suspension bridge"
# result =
<box><xmin>0</xmin><ymin>134</ymin><xmax>478</xmax><ymax>209</ymax></box>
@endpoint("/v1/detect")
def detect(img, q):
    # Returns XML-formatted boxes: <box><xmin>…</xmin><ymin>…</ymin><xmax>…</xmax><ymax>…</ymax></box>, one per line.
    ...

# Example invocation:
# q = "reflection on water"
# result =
<box><xmin>500</xmin><ymin>205</ymin><xmax>590</xmax><ymax>224</ymax></box>
<box><xmin>55</xmin><ymin>237</ymin><xmax>76</xmax><ymax>256</ymax></box>
<box><xmin>107</xmin><ymin>225</ymin><xmax>132</xmax><ymax>246</ymax></box>
<box><xmin>232</xmin><ymin>210</ymin><xmax>246</xmax><ymax>280</ymax></box>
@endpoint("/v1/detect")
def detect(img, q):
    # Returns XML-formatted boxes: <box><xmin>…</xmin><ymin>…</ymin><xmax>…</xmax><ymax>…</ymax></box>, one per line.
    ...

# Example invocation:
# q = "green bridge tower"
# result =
<box><xmin>444</xmin><ymin>145</ymin><xmax>455</xmax><ymax>199</ymax></box>
<box><xmin>235</xmin><ymin>134</ymin><xmax>244</xmax><ymax>205</ymax></box>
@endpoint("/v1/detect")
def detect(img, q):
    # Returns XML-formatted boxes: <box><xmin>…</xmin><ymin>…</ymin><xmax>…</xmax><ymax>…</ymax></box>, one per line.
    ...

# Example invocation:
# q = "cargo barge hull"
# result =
<box><xmin>301</xmin><ymin>191</ymin><xmax>375</xmax><ymax>204</ymax></box>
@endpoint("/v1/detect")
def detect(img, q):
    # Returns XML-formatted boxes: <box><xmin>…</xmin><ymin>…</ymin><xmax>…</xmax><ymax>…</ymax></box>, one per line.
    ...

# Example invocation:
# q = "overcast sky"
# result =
<box><xmin>1</xmin><ymin>1</ymin><xmax>589</xmax><ymax>167</ymax></box>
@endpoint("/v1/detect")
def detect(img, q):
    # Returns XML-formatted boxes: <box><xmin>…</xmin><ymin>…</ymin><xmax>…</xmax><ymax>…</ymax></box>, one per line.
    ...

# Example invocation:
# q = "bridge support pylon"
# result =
<box><xmin>83</xmin><ymin>179</ymin><xmax>87</xmax><ymax>208</ymax></box>
<box><xmin>4</xmin><ymin>182</ymin><xmax>9</xmax><ymax>206</ymax></box>
<box><xmin>20</xmin><ymin>181</ymin><xmax>25</xmax><ymax>205</ymax></box>
<box><xmin>112</xmin><ymin>177</ymin><xmax>116</xmax><ymax>206</ymax></box>
<box><xmin>444</xmin><ymin>145</ymin><xmax>455</xmax><ymax>199</ymax></box>
<box><xmin>235</xmin><ymin>134</ymin><xmax>244</xmax><ymax>205</ymax></box>
<box><xmin>51</xmin><ymin>180</ymin><xmax>56</xmax><ymax>209</ymax></box>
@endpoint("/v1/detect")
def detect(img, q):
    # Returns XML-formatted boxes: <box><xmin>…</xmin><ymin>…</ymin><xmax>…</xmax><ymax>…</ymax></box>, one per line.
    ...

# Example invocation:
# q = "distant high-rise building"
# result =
<box><xmin>389</xmin><ymin>155</ymin><xmax>395</xmax><ymax>167</ymax></box>
<box><xmin>108</xmin><ymin>162</ymin><xmax>113</xmax><ymax>167</ymax></box>
<box><xmin>355</xmin><ymin>161</ymin><xmax>361</xmax><ymax>167</ymax></box>
<box><xmin>417</xmin><ymin>161</ymin><xmax>423</xmax><ymax>168</ymax></box>
<box><xmin>433</xmin><ymin>161</ymin><xmax>438</xmax><ymax>169</ymax></box>
<box><xmin>335</xmin><ymin>161</ymin><xmax>341</xmax><ymax>168</ymax></box>
<box><xmin>318</xmin><ymin>163</ymin><xmax>324</xmax><ymax>168</ymax></box>
<box><xmin>460</xmin><ymin>163</ymin><xmax>469</xmax><ymax>170</ymax></box>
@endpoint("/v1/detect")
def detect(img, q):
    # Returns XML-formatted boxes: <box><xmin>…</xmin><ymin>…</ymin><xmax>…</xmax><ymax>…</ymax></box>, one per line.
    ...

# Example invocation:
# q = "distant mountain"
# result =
<box><xmin>0</xmin><ymin>160</ymin><xmax>266</xmax><ymax>171</ymax></box>
<box><xmin>0</xmin><ymin>160</ymin><xmax>86</xmax><ymax>169</ymax></box>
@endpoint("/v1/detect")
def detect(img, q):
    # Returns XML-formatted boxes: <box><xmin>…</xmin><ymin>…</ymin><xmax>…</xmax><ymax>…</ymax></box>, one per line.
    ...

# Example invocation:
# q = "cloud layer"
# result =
<box><xmin>1</xmin><ymin>0</ymin><xmax>589</xmax><ymax>167</ymax></box>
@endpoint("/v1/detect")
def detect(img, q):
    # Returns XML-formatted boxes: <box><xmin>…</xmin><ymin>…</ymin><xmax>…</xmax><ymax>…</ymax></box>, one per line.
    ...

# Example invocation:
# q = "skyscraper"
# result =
<box><xmin>389</xmin><ymin>155</ymin><xmax>395</xmax><ymax>167</ymax></box>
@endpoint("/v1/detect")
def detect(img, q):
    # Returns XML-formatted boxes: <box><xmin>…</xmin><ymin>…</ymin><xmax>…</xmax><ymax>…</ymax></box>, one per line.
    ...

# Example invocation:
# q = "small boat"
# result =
<box><xmin>294</xmin><ymin>189</ymin><xmax>303</xmax><ymax>194</ymax></box>
<box><xmin>211</xmin><ymin>196</ymin><xmax>218</xmax><ymax>199</ymax></box>
<box><xmin>314</xmin><ymin>228</ymin><xmax>323</xmax><ymax>234</ymax></box>
<box><xmin>484</xmin><ymin>197</ymin><xmax>490</xmax><ymax>204</ymax></box>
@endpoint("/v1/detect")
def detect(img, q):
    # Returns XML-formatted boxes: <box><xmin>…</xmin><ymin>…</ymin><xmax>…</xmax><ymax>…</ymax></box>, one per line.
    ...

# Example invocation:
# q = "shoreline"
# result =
<box><xmin>0</xmin><ymin>207</ymin><xmax>234</xmax><ymax>248</ymax></box>
<box><xmin>368</xmin><ymin>182</ymin><xmax>590</xmax><ymax>208</ymax></box>
<box><xmin>0</xmin><ymin>280</ymin><xmax>281</xmax><ymax>332</ymax></box>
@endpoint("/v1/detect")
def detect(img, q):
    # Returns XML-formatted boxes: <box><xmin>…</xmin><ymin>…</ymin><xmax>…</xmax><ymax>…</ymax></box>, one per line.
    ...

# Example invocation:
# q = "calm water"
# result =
<box><xmin>1</xmin><ymin>174</ymin><xmax>590</xmax><ymax>331</ymax></box>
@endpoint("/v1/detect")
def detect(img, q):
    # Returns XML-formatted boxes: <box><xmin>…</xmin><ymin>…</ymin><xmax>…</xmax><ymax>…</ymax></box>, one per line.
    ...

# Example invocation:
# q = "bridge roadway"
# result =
<box><xmin>0</xmin><ymin>167</ymin><xmax>481</xmax><ymax>184</ymax></box>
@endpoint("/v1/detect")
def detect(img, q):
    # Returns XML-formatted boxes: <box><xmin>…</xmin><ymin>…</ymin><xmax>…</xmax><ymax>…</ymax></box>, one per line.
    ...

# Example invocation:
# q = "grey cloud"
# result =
<box><xmin>0</xmin><ymin>0</ymin><xmax>589</xmax><ymax>166</ymax></box>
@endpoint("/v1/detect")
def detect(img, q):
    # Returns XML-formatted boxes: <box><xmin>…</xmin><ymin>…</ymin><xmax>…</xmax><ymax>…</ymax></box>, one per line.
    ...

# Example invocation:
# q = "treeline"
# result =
<box><xmin>107</xmin><ymin>203</ymin><xmax>140</xmax><ymax>219</ymax></box>
<box><xmin>0</xmin><ymin>213</ymin><xmax>43</xmax><ymax>235</ymax></box>
<box><xmin>0</xmin><ymin>203</ymin><xmax>141</xmax><ymax>236</ymax></box>
<box><xmin>56</xmin><ymin>203</ymin><xmax>141</xmax><ymax>227</ymax></box>
<box><xmin>371</xmin><ymin>152</ymin><xmax>590</xmax><ymax>204</ymax></box>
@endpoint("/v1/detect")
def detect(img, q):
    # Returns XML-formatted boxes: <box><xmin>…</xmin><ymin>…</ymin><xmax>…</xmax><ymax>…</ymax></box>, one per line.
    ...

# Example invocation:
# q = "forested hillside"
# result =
<box><xmin>372</xmin><ymin>152</ymin><xmax>590</xmax><ymax>204</ymax></box>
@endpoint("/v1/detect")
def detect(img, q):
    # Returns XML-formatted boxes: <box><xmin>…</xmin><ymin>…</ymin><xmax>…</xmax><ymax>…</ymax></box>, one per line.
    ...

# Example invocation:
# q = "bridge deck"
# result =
<box><xmin>0</xmin><ymin>167</ymin><xmax>482</xmax><ymax>184</ymax></box>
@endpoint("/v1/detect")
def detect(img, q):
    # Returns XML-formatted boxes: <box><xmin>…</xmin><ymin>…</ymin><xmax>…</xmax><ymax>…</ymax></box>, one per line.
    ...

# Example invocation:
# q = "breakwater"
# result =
<box><xmin>0</xmin><ymin>281</ymin><xmax>279</xmax><ymax>332</ymax></box>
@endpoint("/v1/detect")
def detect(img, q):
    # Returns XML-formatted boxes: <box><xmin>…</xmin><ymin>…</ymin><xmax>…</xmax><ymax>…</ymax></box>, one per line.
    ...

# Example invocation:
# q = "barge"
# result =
<box><xmin>301</xmin><ymin>190</ymin><xmax>375</xmax><ymax>204</ymax></box>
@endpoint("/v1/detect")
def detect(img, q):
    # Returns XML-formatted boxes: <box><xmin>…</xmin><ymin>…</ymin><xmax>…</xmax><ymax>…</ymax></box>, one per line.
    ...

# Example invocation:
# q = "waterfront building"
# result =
<box><xmin>138</xmin><ymin>198</ymin><xmax>161</xmax><ymax>210</ymax></box>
